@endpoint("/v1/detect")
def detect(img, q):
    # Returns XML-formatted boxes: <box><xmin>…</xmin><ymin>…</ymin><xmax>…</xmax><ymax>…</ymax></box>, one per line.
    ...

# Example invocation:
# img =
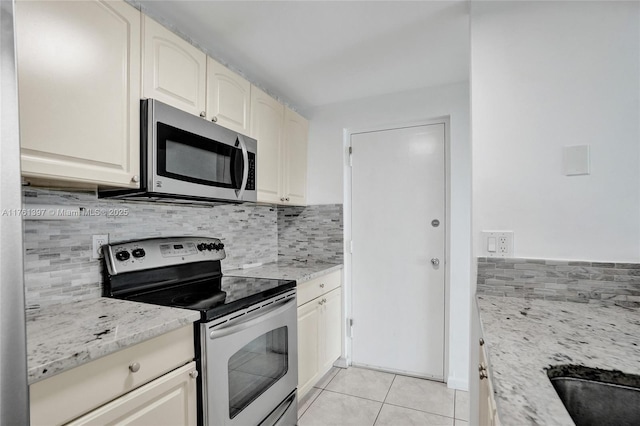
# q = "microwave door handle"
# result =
<box><xmin>235</xmin><ymin>134</ymin><xmax>249</xmax><ymax>199</ymax></box>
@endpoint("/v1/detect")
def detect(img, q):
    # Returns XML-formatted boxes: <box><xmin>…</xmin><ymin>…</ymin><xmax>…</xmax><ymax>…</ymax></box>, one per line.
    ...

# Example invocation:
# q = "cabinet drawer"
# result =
<box><xmin>30</xmin><ymin>326</ymin><xmax>194</xmax><ymax>426</ymax></box>
<box><xmin>297</xmin><ymin>270</ymin><xmax>342</xmax><ymax>306</ymax></box>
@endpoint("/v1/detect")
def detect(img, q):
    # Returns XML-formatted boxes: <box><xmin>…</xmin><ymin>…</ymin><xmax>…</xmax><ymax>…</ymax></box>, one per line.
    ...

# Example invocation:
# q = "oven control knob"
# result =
<box><xmin>214</xmin><ymin>243</ymin><xmax>225</xmax><ymax>251</ymax></box>
<box><xmin>207</xmin><ymin>243</ymin><xmax>215</xmax><ymax>251</ymax></box>
<box><xmin>197</xmin><ymin>243</ymin><xmax>206</xmax><ymax>251</ymax></box>
<box><xmin>131</xmin><ymin>248</ymin><xmax>145</xmax><ymax>258</ymax></box>
<box><xmin>115</xmin><ymin>250</ymin><xmax>130</xmax><ymax>261</ymax></box>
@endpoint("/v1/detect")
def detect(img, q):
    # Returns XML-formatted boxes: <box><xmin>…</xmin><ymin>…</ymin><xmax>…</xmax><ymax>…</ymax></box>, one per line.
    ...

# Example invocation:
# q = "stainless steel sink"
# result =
<box><xmin>547</xmin><ymin>365</ymin><xmax>640</xmax><ymax>426</ymax></box>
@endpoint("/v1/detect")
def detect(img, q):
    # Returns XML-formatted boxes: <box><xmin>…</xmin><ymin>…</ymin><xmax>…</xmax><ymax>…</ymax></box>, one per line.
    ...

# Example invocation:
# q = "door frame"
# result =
<box><xmin>339</xmin><ymin>117</ymin><xmax>451</xmax><ymax>382</ymax></box>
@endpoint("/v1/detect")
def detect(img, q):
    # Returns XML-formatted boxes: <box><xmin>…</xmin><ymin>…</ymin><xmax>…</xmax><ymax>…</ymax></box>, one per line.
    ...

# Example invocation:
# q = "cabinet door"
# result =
<box><xmin>206</xmin><ymin>57</ymin><xmax>251</xmax><ymax>134</ymax></box>
<box><xmin>68</xmin><ymin>362</ymin><xmax>198</xmax><ymax>426</ymax></box>
<box><xmin>16</xmin><ymin>0</ymin><xmax>141</xmax><ymax>187</ymax></box>
<box><xmin>143</xmin><ymin>16</ymin><xmax>206</xmax><ymax>116</ymax></box>
<box><xmin>251</xmin><ymin>86</ymin><xmax>284</xmax><ymax>204</ymax></box>
<box><xmin>321</xmin><ymin>288</ymin><xmax>342</xmax><ymax>373</ymax></box>
<box><xmin>282</xmin><ymin>108</ymin><xmax>309</xmax><ymax>206</ymax></box>
<box><xmin>297</xmin><ymin>300</ymin><xmax>321</xmax><ymax>398</ymax></box>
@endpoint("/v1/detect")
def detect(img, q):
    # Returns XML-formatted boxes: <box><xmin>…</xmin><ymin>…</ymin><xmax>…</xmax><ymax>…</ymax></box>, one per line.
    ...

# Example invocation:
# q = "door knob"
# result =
<box><xmin>431</xmin><ymin>258</ymin><xmax>440</xmax><ymax>266</ymax></box>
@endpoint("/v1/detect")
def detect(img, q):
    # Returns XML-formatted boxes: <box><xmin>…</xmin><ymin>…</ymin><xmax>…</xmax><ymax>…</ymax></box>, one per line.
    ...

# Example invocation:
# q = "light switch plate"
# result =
<box><xmin>481</xmin><ymin>231</ymin><xmax>514</xmax><ymax>258</ymax></box>
<box><xmin>563</xmin><ymin>145</ymin><xmax>590</xmax><ymax>176</ymax></box>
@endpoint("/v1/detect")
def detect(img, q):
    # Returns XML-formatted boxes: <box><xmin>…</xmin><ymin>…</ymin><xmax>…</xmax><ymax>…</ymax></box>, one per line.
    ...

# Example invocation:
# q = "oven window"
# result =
<box><xmin>228</xmin><ymin>326</ymin><xmax>288</xmax><ymax>419</ymax></box>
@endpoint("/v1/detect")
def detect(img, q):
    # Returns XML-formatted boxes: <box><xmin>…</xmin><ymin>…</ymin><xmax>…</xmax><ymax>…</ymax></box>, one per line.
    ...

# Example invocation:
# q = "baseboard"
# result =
<box><xmin>447</xmin><ymin>376</ymin><xmax>469</xmax><ymax>391</ymax></box>
<box><xmin>333</xmin><ymin>357</ymin><xmax>348</xmax><ymax>368</ymax></box>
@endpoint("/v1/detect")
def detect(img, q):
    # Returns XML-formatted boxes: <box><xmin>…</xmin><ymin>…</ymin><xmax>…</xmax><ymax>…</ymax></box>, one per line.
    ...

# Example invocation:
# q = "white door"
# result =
<box><xmin>351</xmin><ymin>123</ymin><xmax>446</xmax><ymax>379</ymax></box>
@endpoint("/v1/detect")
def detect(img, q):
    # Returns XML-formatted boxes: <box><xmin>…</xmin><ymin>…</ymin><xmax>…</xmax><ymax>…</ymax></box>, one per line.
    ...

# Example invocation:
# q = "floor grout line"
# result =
<box><xmin>383</xmin><ymin>401</ymin><xmax>456</xmax><ymax>420</ymax></box>
<box><xmin>372</xmin><ymin>374</ymin><xmax>397</xmax><ymax>425</ymax></box>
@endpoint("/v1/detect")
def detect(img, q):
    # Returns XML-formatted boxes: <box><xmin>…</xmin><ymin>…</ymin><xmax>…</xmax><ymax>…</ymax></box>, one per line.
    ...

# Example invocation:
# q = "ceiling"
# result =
<box><xmin>137</xmin><ymin>1</ymin><xmax>470</xmax><ymax>112</ymax></box>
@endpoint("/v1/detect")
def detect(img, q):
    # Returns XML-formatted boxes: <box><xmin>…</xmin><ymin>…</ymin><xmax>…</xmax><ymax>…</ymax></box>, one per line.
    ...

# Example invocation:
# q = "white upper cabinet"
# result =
<box><xmin>16</xmin><ymin>0</ymin><xmax>141</xmax><ymax>187</ymax></box>
<box><xmin>251</xmin><ymin>86</ymin><xmax>284</xmax><ymax>204</ymax></box>
<box><xmin>283</xmin><ymin>108</ymin><xmax>309</xmax><ymax>206</ymax></box>
<box><xmin>142</xmin><ymin>16</ymin><xmax>206</xmax><ymax>117</ymax></box>
<box><xmin>206</xmin><ymin>57</ymin><xmax>251</xmax><ymax>135</ymax></box>
<box><xmin>251</xmin><ymin>86</ymin><xmax>309</xmax><ymax>205</ymax></box>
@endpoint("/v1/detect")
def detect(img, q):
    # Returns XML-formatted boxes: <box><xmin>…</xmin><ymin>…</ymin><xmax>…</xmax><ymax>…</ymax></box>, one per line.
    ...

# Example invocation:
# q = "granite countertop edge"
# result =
<box><xmin>224</xmin><ymin>260</ymin><xmax>343</xmax><ymax>283</ymax></box>
<box><xmin>27</xmin><ymin>298</ymin><xmax>200</xmax><ymax>385</ymax></box>
<box><xmin>476</xmin><ymin>294</ymin><xmax>640</xmax><ymax>425</ymax></box>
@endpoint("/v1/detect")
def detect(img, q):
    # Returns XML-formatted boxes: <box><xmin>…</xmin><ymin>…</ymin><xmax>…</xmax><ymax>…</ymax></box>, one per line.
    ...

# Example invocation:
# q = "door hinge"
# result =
<box><xmin>348</xmin><ymin>318</ymin><xmax>354</xmax><ymax>338</ymax></box>
<box><xmin>348</xmin><ymin>146</ymin><xmax>353</xmax><ymax>167</ymax></box>
<box><xmin>349</xmin><ymin>240</ymin><xmax>353</xmax><ymax>253</ymax></box>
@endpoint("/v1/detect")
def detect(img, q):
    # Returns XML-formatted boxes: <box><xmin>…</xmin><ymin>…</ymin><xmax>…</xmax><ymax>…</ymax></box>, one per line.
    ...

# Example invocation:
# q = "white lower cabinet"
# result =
<box><xmin>297</xmin><ymin>270</ymin><xmax>343</xmax><ymax>398</ymax></box>
<box><xmin>479</xmin><ymin>337</ymin><xmax>501</xmax><ymax>426</ymax></box>
<box><xmin>68</xmin><ymin>362</ymin><xmax>197</xmax><ymax>426</ymax></box>
<box><xmin>29</xmin><ymin>326</ymin><xmax>196</xmax><ymax>426</ymax></box>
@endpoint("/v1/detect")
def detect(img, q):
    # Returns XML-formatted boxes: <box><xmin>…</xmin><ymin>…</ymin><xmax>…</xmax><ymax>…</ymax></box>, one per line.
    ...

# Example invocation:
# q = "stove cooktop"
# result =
<box><xmin>122</xmin><ymin>275</ymin><xmax>296</xmax><ymax>321</ymax></box>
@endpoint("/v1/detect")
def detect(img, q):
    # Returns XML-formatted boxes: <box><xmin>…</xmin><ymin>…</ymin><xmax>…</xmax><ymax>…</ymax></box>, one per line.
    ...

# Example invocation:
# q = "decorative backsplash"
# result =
<box><xmin>22</xmin><ymin>188</ymin><xmax>343</xmax><ymax>308</ymax></box>
<box><xmin>277</xmin><ymin>204</ymin><xmax>343</xmax><ymax>264</ymax></box>
<box><xmin>477</xmin><ymin>257</ymin><xmax>640</xmax><ymax>306</ymax></box>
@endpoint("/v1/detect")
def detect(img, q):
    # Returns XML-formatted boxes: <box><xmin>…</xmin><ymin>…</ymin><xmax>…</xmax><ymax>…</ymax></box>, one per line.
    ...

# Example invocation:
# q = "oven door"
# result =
<box><xmin>202</xmin><ymin>294</ymin><xmax>298</xmax><ymax>426</ymax></box>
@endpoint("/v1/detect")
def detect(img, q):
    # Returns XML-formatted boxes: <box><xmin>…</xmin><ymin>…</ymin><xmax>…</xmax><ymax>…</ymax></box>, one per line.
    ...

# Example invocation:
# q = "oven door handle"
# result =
<box><xmin>209</xmin><ymin>297</ymin><xmax>294</xmax><ymax>340</ymax></box>
<box><xmin>235</xmin><ymin>134</ymin><xmax>249</xmax><ymax>200</ymax></box>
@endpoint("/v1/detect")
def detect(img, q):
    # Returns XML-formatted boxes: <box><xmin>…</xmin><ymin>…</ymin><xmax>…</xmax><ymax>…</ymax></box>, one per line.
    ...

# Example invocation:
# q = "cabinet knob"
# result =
<box><xmin>322</xmin><ymin>298</ymin><xmax>327</xmax><ymax>303</ymax></box>
<box><xmin>285</xmin><ymin>197</ymin><xmax>290</xmax><ymax>202</ymax></box>
<box><xmin>479</xmin><ymin>338</ymin><xmax>485</xmax><ymax>346</ymax></box>
<box><xmin>479</xmin><ymin>363</ymin><xmax>487</xmax><ymax>372</ymax></box>
<box><xmin>211</xmin><ymin>116</ymin><xmax>218</xmax><ymax>123</ymax></box>
<box><xmin>129</xmin><ymin>362</ymin><xmax>141</xmax><ymax>373</ymax></box>
<box><xmin>199</xmin><ymin>111</ymin><xmax>206</xmax><ymax>118</ymax></box>
<box><xmin>319</xmin><ymin>283</ymin><xmax>325</xmax><ymax>288</ymax></box>
<box><xmin>131</xmin><ymin>175</ymin><xmax>140</xmax><ymax>183</ymax></box>
<box><xmin>318</xmin><ymin>300</ymin><xmax>324</xmax><ymax>306</ymax></box>
<box><xmin>280</xmin><ymin>197</ymin><xmax>285</xmax><ymax>202</ymax></box>
<box><xmin>479</xmin><ymin>370</ymin><xmax>488</xmax><ymax>380</ymax></box>
<box><xmin>189</xmin><ymin>370</ymin><xmax>199</xmax><ymax>379</ymax></box>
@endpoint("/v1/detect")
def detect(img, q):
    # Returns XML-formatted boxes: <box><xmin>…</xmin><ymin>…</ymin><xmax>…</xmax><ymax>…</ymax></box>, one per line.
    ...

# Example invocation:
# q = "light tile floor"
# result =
<box><xmin>298</xmin><ymin>367</ymin><xmax>469</xmax><ymax>426</ymax></box>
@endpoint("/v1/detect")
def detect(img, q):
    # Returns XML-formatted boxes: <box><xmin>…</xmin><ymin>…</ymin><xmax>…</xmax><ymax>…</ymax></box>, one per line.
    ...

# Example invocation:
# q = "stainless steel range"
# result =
<box><xmin>102</xmin><ymin>237</ymin><xmax>298</xmax><ymax>426</ymax></box>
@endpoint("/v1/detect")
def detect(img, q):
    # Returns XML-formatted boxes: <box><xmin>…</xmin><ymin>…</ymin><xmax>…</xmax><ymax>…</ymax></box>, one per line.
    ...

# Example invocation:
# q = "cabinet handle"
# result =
<box><xmin>199</xmin><ymin>111</ymin><xmax>206</xmax><ymax>118</ymax></box>
<box><xmin>319</xmin><ymin>283</ymin><xmax>325</xmax><ymax>288</ymax></box>
<box><xmin>189</xmin><ymin>370</ymin><xmax>199</xmax><ymax>379</ymax></box>
<box><xmin>479</xmin><ymin>338</ymin><xmax>485</xmax><ymax>346</ymax></box>
<box><xmin>129</xmin><ymin>362</ymin><xmax>141</xmax><ymax>373</ymax></box>
<box><xmin>131</xmin><ymin>175</ymin><xmax>140</xmax><ymax>183</ymax></box>
<box><xmin>211</xmin><ymin>116</ymin><xmax>218</xmax><ymax>123</ymax></box>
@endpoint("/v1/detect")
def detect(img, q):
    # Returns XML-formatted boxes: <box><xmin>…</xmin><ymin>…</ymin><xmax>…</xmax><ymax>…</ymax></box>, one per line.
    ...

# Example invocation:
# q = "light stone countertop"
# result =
<box><xmin>477</xmin><ymin>295</ymin><xmax>640</xmax><ymax>425</ymax></box>
<box><xmin>225</xmin><ymin>260</ymin><xmax>343</xmax><ymax>283</ymax></box>
<box><xmin>27</xmin><ymin>298</ymin><xmax>200</xmax><ymax>384</ymax></box>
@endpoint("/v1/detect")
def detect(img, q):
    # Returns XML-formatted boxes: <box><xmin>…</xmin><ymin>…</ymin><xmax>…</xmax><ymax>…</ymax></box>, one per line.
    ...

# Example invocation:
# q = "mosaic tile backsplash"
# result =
<box><xmin>477</xmin><ymin>257</ymin><xmax>640</xmax><ymax>306</ymax></box>
<box><xmin>277</xmin><ymin>204</ymin><xmax>344</xmax><ymax>263</ymax></box>
<box><xmin>22</xmin><ymin>188</ymin><xmax>343</xmax><ymax>308</ymax></box>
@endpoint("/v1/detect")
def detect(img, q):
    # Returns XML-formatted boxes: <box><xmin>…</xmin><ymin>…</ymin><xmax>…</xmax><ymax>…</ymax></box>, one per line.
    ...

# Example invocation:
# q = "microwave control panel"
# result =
<box><xmin>247</xmin><ymin>152</ymin><xmax>256</xmax><ymax>191</ymax></box>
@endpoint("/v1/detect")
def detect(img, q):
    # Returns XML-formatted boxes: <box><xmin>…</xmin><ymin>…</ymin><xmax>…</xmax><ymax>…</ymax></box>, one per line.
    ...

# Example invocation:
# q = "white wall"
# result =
<box><xmin>303</xmin><ymin>82</ymin><xmax>471</xmax><ymax>389</ymax></box>
<box><xmin>472</xmin><ymin>1</ymin><xmax>640</xmax><ymax>262</ymax></box>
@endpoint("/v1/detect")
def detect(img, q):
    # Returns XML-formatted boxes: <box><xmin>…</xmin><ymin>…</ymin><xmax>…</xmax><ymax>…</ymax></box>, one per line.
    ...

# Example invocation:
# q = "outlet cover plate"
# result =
<box><xmin>481</xmin><ymin>231</ymin><xmax>514</xmax><ymax>258</ymax></box>
<box><xmin>92</xmin><ymin>234</ymin><xmax>109</xmax><ymax>259</ymax></box>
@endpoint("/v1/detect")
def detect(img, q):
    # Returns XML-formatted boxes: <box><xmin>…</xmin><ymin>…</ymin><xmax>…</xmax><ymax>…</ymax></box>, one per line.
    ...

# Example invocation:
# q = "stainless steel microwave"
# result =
<box><xmin>99</xmin><ymin>99</ymin><xmax>257</xmax><ymax>204</ymax></box>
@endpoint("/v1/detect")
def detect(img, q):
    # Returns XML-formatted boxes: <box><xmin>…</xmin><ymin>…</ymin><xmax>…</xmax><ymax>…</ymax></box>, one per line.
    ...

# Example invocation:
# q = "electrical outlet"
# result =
<box><xmin>92</xmin><ymin>234</ymin><xmax>109</xmax><ymax>259</ymax></box>
<box><xmin>482</xmin><ymin>231</ymin><xmax>514</xmax><ymax>258</ymax></box>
